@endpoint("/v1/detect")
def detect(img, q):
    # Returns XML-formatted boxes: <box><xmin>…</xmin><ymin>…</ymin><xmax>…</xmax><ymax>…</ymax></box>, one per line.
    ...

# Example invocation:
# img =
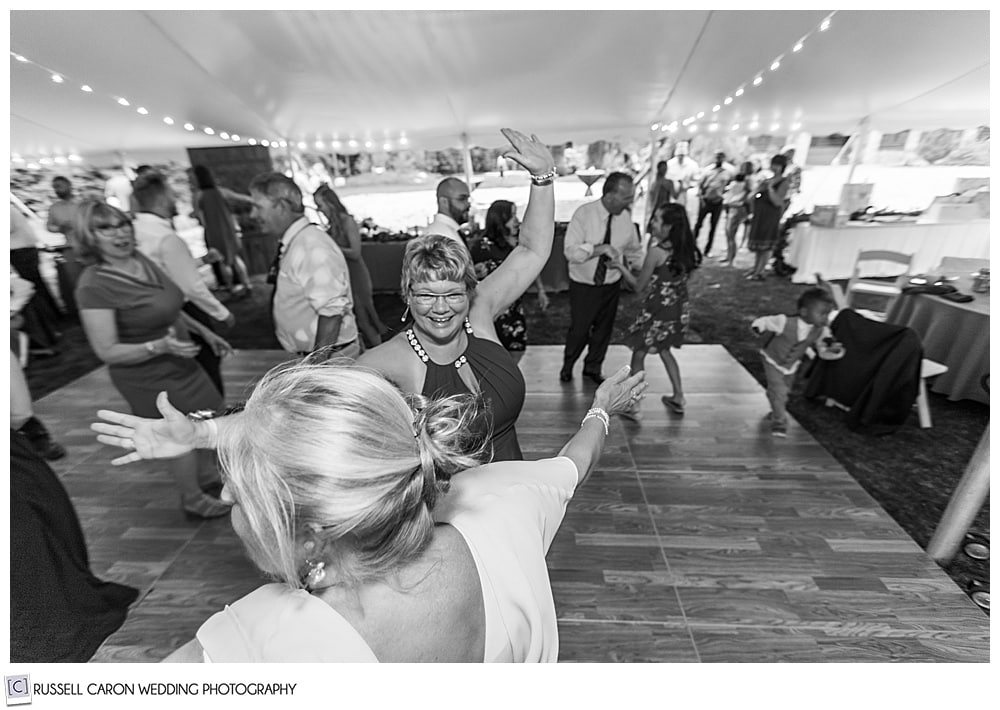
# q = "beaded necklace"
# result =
<box><xmin>405</xmin><ymin>318</ymin><xmax>475</xmax><ymax>369</ymax></box>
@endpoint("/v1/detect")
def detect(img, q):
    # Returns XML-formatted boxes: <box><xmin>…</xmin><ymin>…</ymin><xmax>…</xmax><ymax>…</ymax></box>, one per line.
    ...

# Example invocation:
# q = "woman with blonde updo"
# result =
<box><xmin>94</xmin><ymin>361</ymin><xmax>647</xmax><ymax>662</ymax></box>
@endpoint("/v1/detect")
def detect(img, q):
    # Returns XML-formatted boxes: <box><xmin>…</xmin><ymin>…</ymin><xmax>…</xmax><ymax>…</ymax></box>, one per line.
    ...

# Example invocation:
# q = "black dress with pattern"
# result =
<box><xmin>470</xmin><ymin>236</ymin><xmax>527</xmax><ymax>352</ymax></box>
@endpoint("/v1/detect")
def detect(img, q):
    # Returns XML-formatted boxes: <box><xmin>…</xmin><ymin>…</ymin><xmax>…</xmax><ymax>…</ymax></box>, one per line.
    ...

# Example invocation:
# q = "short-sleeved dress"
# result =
<box><xmin>746</xmin><ymin>177</ymin><xmax>788</xmax><ymax>253</ymax></box>
<box><xmin>624</xmin><ymin>243</ymin><xmax>690</xmax><ymax>351</ymax></box>
<box><xmin>470</xmin><ymin>236</ymin><xmax>527</xmax><ymax>352</ymax></box>
<box><xmin>195</xmin><ymin>456</ymin><xmax>581</xmax><ymax>662</ymax></box>
<box><xmin>75</xmin><ymin>253</ymin><xmax>223</xmax><ymax>418</ymax></box>
<box><xmin>422</xmin><ymin>332</ymin><xmax>526</xmax><ymax>462</ymax></box>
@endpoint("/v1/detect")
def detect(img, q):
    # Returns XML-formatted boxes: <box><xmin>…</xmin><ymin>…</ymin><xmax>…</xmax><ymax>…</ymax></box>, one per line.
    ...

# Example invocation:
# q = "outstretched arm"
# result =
<box><xmin>472</xmin><ymin>129</ymin><xmax>556</xmax><ymax>322</ymax></box>
<box><xmin>92</xmin><ymin>392</ymin><xmax>235</xmax><ymax>465</ymax></box>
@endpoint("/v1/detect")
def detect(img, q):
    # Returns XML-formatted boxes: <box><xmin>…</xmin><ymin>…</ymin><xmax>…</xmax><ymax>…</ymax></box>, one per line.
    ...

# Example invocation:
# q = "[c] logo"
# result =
<box><xmin>5</xmin><ymin>676</ymin><xmax>32</xmax><ymax>706</ymax></box>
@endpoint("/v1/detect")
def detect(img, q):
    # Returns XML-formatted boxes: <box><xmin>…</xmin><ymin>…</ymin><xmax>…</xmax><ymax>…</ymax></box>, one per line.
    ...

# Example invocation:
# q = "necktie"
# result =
<box><xmin>593</xmin><ymin>214</ymin><xmax>613</xmax><ymax>285</ymax></box>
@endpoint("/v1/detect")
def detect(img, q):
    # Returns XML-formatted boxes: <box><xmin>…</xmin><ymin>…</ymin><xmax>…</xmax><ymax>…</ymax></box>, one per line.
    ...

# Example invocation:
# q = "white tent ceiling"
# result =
<box><xmin>9</xmin><ymin>10</ymin><xmax>990</xmax><ymax>161</ymax></box>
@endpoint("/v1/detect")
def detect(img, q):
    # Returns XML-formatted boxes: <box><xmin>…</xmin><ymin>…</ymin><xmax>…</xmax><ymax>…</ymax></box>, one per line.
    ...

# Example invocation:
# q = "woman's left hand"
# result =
<box><xmin>537</xmin><ymin>289</ymin><xmax>550</xmax><ymax>311</ymax></box>
<box><xmin>500</xmin><ymin>128</ymin><xmax>555</xmax><ymax>176</ymax></box>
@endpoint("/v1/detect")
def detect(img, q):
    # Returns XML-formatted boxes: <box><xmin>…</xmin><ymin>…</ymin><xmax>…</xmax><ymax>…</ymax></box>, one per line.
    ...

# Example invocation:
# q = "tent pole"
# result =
<box><xmin>845</xmin><ymin>116</ymin><xmax>870</xmax><ymax>185</ymax></box>
<box><xmin>927</xmin><ymin>424</ymin><xmax>990</xmax><ymax>564</ymax></box>
<box><xmin>461</xmin><ymin>132</ymin><xmax>474</xmax><ymax>194</ymax></box>
<box><xmin>644</xmin><ymin>127</ymin><xmax>659</xmax><ymax>229</ymax></box>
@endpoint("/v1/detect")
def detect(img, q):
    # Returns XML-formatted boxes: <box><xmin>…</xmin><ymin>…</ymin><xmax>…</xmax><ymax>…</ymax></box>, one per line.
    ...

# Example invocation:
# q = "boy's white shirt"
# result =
<box><xmin>751</xmin><ymin>312</ymin><xmax>837</xmax><ymax>375</ymax></box>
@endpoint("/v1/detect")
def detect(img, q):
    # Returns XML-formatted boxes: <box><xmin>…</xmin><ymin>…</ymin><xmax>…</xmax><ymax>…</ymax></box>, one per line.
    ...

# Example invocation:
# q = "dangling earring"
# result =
<box><xmin>463</xmin><ymin>317</ymin><xmax>474</xmax><ymax>334</ymax></box>
<box><xmin>400</xmin><ymin>305</ymin><xmax>410</xmax><ymax>323</ymax></box>
<box><xmin>300</xmin><ymin>537</ymin><xmax>327</xmax><ymax>590</ymax></box>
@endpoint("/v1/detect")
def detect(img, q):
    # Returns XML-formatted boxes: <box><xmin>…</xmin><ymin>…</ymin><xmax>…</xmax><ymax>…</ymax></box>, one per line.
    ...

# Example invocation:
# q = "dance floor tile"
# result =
<box><xmin>30</xmin><ymin>345</ymin><xmax>987</xmax><ymax>662</ymax></box>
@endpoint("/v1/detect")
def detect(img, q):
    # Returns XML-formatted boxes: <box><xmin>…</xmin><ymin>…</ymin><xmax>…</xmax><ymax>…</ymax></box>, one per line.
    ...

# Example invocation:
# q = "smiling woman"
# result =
<box><xmin>354</xmin><ymin>127</ymin><xmax>557</xmax><ymax>461</ymax></box>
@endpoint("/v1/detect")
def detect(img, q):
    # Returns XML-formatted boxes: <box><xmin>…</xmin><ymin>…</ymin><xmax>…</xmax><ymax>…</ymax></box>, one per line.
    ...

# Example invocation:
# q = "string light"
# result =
<box><xmin>10</xmin><ymin>49</ymin><xmax>254</xmax><ymax>155</ymax></box>
<box><xmin>648</xmin><ymin>11</ymin><xmax>834</xmax><ymax>135</ymax></box>
<box><xmin>261</xmin><ymin>139</ymin><xmax>270</xmax><ymax>147</ymax></box>
<box><xmin>248</xmin><ymin>138</ymin><xmax>257</xmax><ymax>145</ymax></box>
<box><xmin>219</xmin><ymin>131</ymin><xmax>229</xmax><ymax>140</ymax></box>
<box><xmin>731</xmin><ymin>123</ymin><xmax>740</xmax><ymax>131</ymax></box>
<box><xmin>651</xmin><ymin>123</ymin><xmax>660</xmax><ymax>131</ymax></box>
<box><xmin>230</xmin><ymin>134</ymin><xmax>240</xmax><ymax>142</ymax></box>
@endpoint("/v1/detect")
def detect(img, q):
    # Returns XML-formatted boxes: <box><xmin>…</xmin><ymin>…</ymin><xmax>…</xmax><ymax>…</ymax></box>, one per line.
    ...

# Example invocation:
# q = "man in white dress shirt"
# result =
<box><xmin>132</xmin><ymin>172</ymin><xmax>235</xmax><ymax>395</ymax></box>
<box><xmin>560</xmin><ymin>172</ymin><xmax>643</xmax><ymax>384</ymax></box>
<box><xmin>666</xmin><ymin>141</ymin><xmax>701</xmax><ymax>209</ymax></box>
<box><xmin>249</xmin><ymin>172</ymin><xmax>359</xmax><ymax>360</ymax></box>
<box><xmin>422</xmin><ymin>177</ymin><xmax>471</xmax><ymax>248</ymax></box>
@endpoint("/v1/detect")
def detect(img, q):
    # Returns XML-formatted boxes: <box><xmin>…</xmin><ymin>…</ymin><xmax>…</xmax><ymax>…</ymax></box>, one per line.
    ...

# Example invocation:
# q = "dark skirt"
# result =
<box><xmin>10</xmin><ymin>430</ymin><xmax>139</xmax><ymax>662</ymax></box>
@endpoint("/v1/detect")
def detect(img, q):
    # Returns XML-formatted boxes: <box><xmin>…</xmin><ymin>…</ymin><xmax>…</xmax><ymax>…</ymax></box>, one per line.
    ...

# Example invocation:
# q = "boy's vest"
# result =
<box><xmin>762</xmin><ymin>316</ymin><xmax>824</xmax><ymax>368</ymax></box>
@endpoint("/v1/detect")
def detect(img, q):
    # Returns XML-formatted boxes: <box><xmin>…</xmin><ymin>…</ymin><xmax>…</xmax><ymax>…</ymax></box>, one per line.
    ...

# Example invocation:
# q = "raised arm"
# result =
<box><xmin>472</xmin><ymin>128</ymin><xmax>556</xmax><ymax>321</ymax></box>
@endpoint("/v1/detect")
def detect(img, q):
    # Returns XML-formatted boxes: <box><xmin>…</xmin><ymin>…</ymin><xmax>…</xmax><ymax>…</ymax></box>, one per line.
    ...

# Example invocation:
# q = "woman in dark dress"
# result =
<box><xmin>745</xmin><ymin>153</ymin><xmax>790</xmax><ymax>281</ymax></box>
<box><xmin>470</xmin><ymin>200</ymin><xmax>549</xmax><ymax>362</ymax></box>
<box><xmin>192</xmin><ymin>165</ymin><xmax>253</xmax><ymax>296</ymax></box>
<box><xmin>314</xmin><ymin>184</ymin><xmax>387</xmax><ymax>348</ymax></box>
<box><xmin>74</xmin><ymin>200</ymin><xmax>233</xmax><ymax>519</ymax></box>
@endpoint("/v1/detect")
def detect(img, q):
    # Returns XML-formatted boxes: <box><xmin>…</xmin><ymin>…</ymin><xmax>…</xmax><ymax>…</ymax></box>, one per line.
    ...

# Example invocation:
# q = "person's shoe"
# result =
<box><xmin>582</xmin><ymin>371</ymin><xmax>605</xmax><ymax>385</ymax></box>
<box><xmin>770</xmin><ymin>421</ymin><xmax>788</xmax><ymax>438</ymax></box>
<box><xmin>182</xmin><ymin>493</ymin><xmax>232</xmax><ymax>520</ymax></box>
<box><xmin>661</xmin><ymin>396</ymin><xmax>685</xmax><ymax>415</ymax></box>
<box><xmin>559</xmin><ymin>369</ymin><xmax>573</xmax><ymax>383</ymax></box>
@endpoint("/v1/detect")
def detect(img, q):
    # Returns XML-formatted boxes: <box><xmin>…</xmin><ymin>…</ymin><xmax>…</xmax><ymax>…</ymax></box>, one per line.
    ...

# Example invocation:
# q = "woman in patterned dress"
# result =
<box><xmin>614</xmin><ymin>202</ymin><xmax>701</xmax><ymax>418</ymax></box>
<box><xmin>469</xmin><ymin>200</ymin><xmax>548</xmax><ymax>363</ymax></box>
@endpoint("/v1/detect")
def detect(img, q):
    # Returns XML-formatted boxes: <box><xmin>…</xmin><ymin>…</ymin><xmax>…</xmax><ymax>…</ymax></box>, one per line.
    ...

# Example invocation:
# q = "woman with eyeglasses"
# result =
<box><xmin>355</xmin><ymin>128</ymin><xmax>556</xmax><ymax>461</ymax></box>
<box><xmin>73</xmin><ymin>199</ymin><xmax>234</xmax><ymax>519</ymax></box>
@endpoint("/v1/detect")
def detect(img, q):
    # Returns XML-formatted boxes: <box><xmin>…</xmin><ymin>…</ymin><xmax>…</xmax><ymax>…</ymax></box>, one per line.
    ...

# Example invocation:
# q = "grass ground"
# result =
<box><xmin>24</xmin><ymin>255</ymin><xmax>988</xmax><ymax>611</ymax></box>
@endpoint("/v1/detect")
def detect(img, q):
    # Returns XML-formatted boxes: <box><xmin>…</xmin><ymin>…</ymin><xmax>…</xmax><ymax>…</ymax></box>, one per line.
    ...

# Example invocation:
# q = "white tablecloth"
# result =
<box><xmin>786</xmin><ymin>220</ymin><xmax>990</xmax><ymax>284</ymax></box>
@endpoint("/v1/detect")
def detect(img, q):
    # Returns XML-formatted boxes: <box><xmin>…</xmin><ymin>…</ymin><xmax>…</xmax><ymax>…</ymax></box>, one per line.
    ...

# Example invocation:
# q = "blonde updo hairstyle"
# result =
<box><xmin>400</xmin><ymin>234</ymin><xmax>479</xmax><ymax>300</ymax></box>
<box><xmin>217</xmin><ymin>362</ymin><xmax>484</xmax><ymax>589</ymax></box>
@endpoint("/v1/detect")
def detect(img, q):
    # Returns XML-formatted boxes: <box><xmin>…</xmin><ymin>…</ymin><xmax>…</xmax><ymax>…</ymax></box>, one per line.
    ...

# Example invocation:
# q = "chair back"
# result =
<box><xmin>852</xmin><ymin>250</ymin><xmax>913</xmax><ymax>278</ymax></box>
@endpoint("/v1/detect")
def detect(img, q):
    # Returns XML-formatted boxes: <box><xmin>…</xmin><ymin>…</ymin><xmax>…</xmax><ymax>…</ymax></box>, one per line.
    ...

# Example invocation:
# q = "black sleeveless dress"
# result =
<box><xmin>421</xmin><ymin>332</ymin><xmax>526</xmax><ymax>462</ymax></box>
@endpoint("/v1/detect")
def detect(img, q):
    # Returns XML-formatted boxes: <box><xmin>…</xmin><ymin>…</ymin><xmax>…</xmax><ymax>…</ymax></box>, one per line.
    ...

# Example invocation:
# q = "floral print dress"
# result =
<box><xmin>624</xmin><ymin>243</ymin><xmax>690</xmax><ymax>351</ymax></box>
<box><xmin>470</xmin><ymin>235</ymin><xmax>527</xmax><ymax>352</ymax></box>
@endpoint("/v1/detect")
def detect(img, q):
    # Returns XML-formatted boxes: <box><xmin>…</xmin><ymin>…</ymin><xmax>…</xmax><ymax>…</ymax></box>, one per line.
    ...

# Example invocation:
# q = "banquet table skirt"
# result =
<box><xmin>886</xmin><ymin>288</ymin><xmax>989</xmax><ymax>404</ymax></box>
<box><xmin>786</xmin><ymin>220</ymin><xmax>990</xmax><ymax>283</ymax></box>
<box><xmin>362</xmin><ymin>229</ymin><xmax>570</xmax><ymax>294</ymax></box>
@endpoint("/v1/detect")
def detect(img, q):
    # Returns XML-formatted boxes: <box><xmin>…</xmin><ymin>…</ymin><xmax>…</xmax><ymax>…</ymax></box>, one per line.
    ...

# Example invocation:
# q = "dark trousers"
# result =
<box><xmin>563</xmin><ymin>280</ymin><xmax>621</xmax><ymax>375</ymax></box>
<box><xmin>11</xmin><ymin>248</ymin><xmax>62</xmax><ymax>349</ymax></box>
<box><xmin>182</xmin><ymin>302</ymin><xmax>224</xmax><ymax>397</ymax></box>
<box><xmin>694</xmin><ymin>198</ymin><xmax>724</xmax><ymax>254</ymax></box>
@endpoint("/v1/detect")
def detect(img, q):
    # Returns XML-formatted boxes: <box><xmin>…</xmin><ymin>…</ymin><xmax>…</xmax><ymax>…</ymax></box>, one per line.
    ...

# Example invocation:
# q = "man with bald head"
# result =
<box><xmin>423</xmin><ymin>177</ymin><xmax>471</xmax><ymax>247</ymax></box>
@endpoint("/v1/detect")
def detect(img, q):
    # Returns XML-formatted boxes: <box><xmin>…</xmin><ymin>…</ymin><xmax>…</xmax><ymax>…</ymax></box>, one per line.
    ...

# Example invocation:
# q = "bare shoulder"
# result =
<box><xmin>355</xmin><ymin>334</ymin><xmax>422</xmax><ymax>392</ymax></box>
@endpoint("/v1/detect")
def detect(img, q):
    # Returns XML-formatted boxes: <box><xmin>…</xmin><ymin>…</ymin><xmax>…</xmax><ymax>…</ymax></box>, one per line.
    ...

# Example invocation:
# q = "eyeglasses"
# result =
<box><xmin>410</xmin><ymin>291</ymin><xmax>468</xmax><ymax>307</ymax></box>
<box><xmin>94</xmin><ymin>222</ymin><xmax>132</xmax><ymax>236</ymax></box>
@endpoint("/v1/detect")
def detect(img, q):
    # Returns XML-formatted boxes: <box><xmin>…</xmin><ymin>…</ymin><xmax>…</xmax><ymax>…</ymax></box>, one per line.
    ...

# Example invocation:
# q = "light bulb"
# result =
<box><xmin>753</xmin><ymin>76</ymin><xmax>763</xmax><ymax>86</ymax></box>
<box><xmin>297</xmin><ymin>141</ymin><xmax>307</xmax><ymax>150</ymax></box>
<box><xmin>52</xmin><ymin>74</ymin><xmax>64</xmax><ymax>83</ymax></box>
<box><xmin>793</xmin><ymin>41</ymin><xmax>804</xmax><ymax>52</ymax></box>
<box><xmin>137</xmin><ymin>107</ymin><xmax>148</xmax><ymax>115</ymax></box>
<box><xmin>712</xmin><ymin>105</ymin><xmax>721</xmax><ymax>113</ymax></box>
<box><xmin>81</xmin><ymin>85</ymin><xmax>93</xmax><ymax>92</ymax></box>
<box><xmin>117</xmin><ymin>97</ymin><xmax>129</xmax><ymax>106</ymax></box>
<box><xmin>771</xmin><ymin>60</ymin><xmax>781</xmax><ymax>71</ymax></box>
<box><xmin>183</xmin><ymin>123</ymin><xmax>194</xmax><ymax>131</ymax></box>
<box><xmin>724</xmin><ymin>97</ymin><xmax>733</xmax><ymax>105</ymax></box>
<box><xmin>204</xmin><ymin>127</ymin><xmax>215</xmax><ymax>135</ymax></box>
<box><xmin>163</xmin><ymin>117</ymin><xmax>174</xmax><ymax>125</ymax></box>
<box><xmin>735</xmin><ymin>88</ymin><xmax>744</xmax><ymax>97</ymax></box>
<box><xmin>220</xmin><ymin>132</ymin><xmax>229</xmax><ymax>140</ymax></box>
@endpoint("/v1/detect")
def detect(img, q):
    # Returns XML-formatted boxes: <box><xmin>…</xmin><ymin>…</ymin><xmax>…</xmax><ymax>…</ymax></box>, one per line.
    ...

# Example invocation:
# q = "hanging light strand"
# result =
<box><xmin>652</xmin><ymin>11</ymin><xmax>837</xmax><ymax>134</ymax></box>
<box><xmin>9</xmin><ymin>49</ymin><xmax>274</xmax><ymax>156</ymax></box>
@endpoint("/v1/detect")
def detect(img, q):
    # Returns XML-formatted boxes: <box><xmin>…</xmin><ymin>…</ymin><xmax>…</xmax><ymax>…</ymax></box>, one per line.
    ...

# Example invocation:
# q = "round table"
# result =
<box><xmin>886</xmin><ymin>274</ymin><xmax>989</xmax><ymax>404</ymax></box>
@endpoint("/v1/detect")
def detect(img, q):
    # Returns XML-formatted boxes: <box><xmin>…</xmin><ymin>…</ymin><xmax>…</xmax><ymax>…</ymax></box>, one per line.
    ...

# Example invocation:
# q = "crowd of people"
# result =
<box><xmin>11</xmin><ymin>129</ymin><xmax>834</xmax><ymax>662</ymax></box>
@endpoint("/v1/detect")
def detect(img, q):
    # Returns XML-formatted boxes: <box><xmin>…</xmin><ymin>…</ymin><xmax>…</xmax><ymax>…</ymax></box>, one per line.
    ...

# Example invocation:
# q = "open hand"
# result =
<box><xmin>204</xmin><ymin>331</ymin><xmax>234</xmax><ymax>358</ymax></box>
<box><xmin>500</xmin><ymin>128</ymin><xmax>555</xmax><ymax>176</ymax></box>
<box><xmin>592</xmin><ymin>365</ymin><xmax>648</xmax><ymax>416</ymax></box>
<box><xmin>92</xmin><ymin>392</ymin><xmax>197</xmax><ymax>465</ymax></box>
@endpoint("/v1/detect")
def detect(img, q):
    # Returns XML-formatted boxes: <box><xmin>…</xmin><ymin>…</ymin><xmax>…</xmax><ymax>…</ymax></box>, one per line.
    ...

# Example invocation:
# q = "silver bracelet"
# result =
<box><xmin>530</xmin><ymin>168</ymin><xmax>557</xmax><ymax>186</ymax></box>
<box><xmin>582</xmin><ymin>407</ymin><xmax>609</xmax><ymax>436</ymax></box>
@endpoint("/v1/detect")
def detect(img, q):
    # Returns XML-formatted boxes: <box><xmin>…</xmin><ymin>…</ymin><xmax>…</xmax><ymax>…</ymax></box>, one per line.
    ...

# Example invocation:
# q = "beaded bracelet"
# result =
<box><xmin>530</xmin><ymin>168</ymin><xmax>557</xmax><ymax>186</ymax></box>
<box><xmin>582</xmin><ymin>407</ymin><xmax>610</xmax><ymax>436</ymax></box>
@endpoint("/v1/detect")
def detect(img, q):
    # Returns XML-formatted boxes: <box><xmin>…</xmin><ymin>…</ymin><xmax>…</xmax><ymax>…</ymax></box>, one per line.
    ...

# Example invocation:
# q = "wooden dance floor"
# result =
<box><xmin>32</xmin><ymin>345</ymin><xmax>988</xmax><ymax>662</ymax></box>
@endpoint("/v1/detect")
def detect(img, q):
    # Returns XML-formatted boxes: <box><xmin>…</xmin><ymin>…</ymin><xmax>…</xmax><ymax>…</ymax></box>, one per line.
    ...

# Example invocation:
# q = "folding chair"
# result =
<box><xmin>844</xmin><ymin>250</ymin><xmax>913</xmax><ymax>319</ymax></box>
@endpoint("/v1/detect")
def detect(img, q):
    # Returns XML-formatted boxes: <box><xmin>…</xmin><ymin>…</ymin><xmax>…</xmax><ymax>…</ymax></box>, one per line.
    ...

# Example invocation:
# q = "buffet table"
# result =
<box><xmin>885</xmin><ymin>273</ymin><xmax>989</xmax><ymax>404</ymax></box>
<box><xmin>786</xmin><ymin>220</ymin><xmax>990</xmax><ymax>283</ymax></box>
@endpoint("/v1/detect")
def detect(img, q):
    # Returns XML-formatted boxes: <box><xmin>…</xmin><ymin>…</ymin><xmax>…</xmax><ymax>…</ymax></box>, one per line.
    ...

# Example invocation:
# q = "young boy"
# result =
<box><xmin>751</xmin><ymin>287</ymin><xmax>843</xmax><ymax>437</ymax></box>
